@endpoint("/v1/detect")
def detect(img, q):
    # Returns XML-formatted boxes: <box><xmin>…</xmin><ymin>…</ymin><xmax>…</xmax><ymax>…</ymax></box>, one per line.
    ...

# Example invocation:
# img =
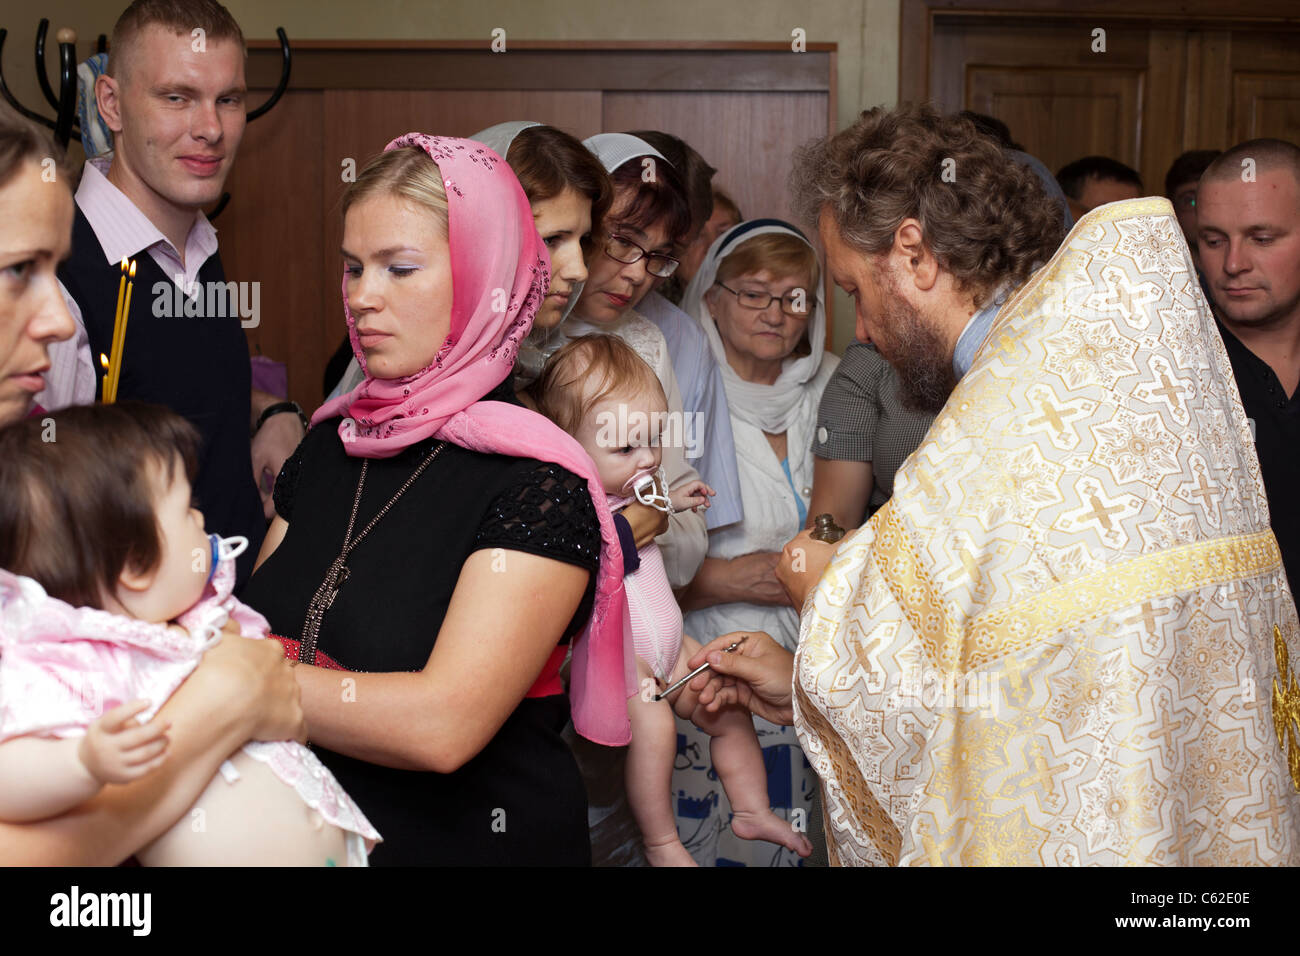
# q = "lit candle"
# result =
<box><xmin>104</xmin><ymin>258</ymin><xmax>128</xmax><ymax>403</ymax></box>
<box><xmin>106</xmin><ymin>259</ymin><xmax>137</xmax><ymax>404</ymax></box>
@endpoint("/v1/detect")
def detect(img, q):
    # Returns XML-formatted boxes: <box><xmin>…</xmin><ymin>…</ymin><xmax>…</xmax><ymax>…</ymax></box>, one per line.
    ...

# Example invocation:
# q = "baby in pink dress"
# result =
<box><xmin>528</xmin><ymin>335</ymin><xmax>811</xmax><ymax>866</ymax></box>
<box><xmin>0</xmin><ymin>402</ymin><xmax>379</xmax><ymax>865</ymax></box>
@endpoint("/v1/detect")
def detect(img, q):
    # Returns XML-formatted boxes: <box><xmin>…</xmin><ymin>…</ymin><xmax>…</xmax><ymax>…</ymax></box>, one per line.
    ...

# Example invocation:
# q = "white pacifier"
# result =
<box><xmin>624</xmin><ymin>467</ymin><xmax>674</xmax><ymax>515</ymax></box>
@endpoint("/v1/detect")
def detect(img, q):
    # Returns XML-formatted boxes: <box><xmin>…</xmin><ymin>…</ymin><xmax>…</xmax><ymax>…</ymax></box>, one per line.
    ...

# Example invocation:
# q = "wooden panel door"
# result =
<box><xmin>930</xmin><ymin>15</ymin><xmax>1180</xmax><ymax>196</ymax></box>
<box><xmin>967</xmin><ymin>68</ymin><xmax>1145</xmax><ymax>181</ymax></box>
<box><xmin>1234</xmin><ymin>74</ymin><xmax>1300</xmax><ymax>143</ymax></box>
<box><xmin>907</xmin><ymin>1</ymin><xmax>1300</xmax><ymax>205</ymax></box>
<box><xmin>1229</xmin><ymin>32</ymin><xmax>1300</xmax><ymax>144</ymax></box>
<box><xmin>217</xmin><ymin>89</ymin><xmax>325</xmax><ymax>408</ymax></box>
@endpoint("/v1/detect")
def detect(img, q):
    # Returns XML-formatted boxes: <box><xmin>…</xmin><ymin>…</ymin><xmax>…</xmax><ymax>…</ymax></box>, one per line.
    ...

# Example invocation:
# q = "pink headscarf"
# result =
<box><xmin>313</xmin><ymin>133</ymin><xmax>633</xmax><ymax>746</ymax></box>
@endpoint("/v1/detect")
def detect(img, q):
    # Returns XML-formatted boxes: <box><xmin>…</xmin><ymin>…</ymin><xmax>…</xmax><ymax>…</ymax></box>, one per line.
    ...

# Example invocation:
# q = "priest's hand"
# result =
<box><xmin>685</xmin><ymin>631</ymin><xmax>794</xmax><ymax>727</ymax></box>
<box><xmin>776</xmin><ymin>529</ymin><xmax>835</xmax><ymax>609</ymax></box>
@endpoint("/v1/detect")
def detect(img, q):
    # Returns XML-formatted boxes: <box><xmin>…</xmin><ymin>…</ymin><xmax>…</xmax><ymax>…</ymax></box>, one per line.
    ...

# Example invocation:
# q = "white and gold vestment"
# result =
<box><xmin>794</xmin><ymin>198</ymin><xmax>1300</xmax><ymax>865</ymax></box>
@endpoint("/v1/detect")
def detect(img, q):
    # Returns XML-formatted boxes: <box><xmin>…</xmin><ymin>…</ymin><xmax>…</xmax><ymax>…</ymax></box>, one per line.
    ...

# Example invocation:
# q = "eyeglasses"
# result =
<box><xmin>714</xmin><ymin>281</ymin><xmax>811</xmax><ymax>317</ymax></box>
<box><xmin>603</xmin><ymin>233</ymin><xmax>680</xmax><ymax>278</ymax></box>
<box><xmin>1173</xmin><ymin>193</ymin><xmax>1197</xmax><ymax>211</ymax></box>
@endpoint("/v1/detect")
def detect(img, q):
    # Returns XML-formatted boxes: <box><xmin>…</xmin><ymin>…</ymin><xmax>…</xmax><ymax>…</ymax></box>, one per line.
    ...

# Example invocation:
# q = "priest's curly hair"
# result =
<box><xmin>790</xmin><ymin>104</ymin><xmax>1065</xmax><ymax>308</ymax></box>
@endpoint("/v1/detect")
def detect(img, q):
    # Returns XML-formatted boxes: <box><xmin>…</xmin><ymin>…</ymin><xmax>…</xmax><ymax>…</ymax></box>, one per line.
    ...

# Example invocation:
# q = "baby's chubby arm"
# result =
<box><xmin>0</xmin><ymin>737</ymin><xmax>101</xmax><ymax>822</ymax></box>
<box><xmin>668</xmin><ymin>479</ymin><xmax>715</xmax><ymax>514</ymax></box>
<box><xmin>0</xmin><ymin>700</ymin><xmax>169</xmax><ymax>823</ymax></box>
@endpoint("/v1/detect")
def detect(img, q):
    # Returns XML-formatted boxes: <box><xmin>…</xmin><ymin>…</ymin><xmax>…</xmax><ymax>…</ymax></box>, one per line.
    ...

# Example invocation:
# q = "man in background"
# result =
<box><xmin>1197</xmin><ymin>138</ymin><xmax>1300</xmax><ymax>590</ymax></box>
<box><xmin>40</xmin><ymin>0</ymin><xmax>306</xmax><ymax>586</ymax></box>
<box><xmin>1056</xmin><ymin>154</ymin><xmax>1143</xmax><ymax>220</ymax></box>
<box><xmin>671</xmin><ymin>186</ymin><xmax>741</xmax><ymax>298</ymax></box>
<box><xmin>1165</xmin><ymin>149</ymin><xmax>1221</xmax><ymax>269</ymax></box>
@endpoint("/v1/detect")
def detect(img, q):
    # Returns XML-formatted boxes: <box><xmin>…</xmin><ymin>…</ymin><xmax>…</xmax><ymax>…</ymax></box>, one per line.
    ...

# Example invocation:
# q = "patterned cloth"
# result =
<box><xmin>672</xmin><ymin>711</ymin><xmax>816</xmax><ymax>867</ymax></box>
<box><xmin>673</xmin><ymin>351</ymin><xmax>837</xmax><ymax>867</ymax></box>
<box><xmin>795</xmin><ymin>197</ymin><xmax>1300</xmax><ymax>865</ymax></box>
<box><xmin>75</xmin><ymin>53</ymin><xmax>114</xmax><ymax>159</ymax></box>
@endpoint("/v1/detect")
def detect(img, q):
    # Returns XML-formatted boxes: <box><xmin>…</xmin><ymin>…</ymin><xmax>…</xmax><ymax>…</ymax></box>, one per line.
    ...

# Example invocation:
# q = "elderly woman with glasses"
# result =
<box><xmin>671</xmin><ymin>219</ymin><xmax>839</xmax><ymax>866</ymax></box>
<box><xmin>557</xmin><ymin>133</ymin><xmax>710</xmax><ymax>590</ymax></box>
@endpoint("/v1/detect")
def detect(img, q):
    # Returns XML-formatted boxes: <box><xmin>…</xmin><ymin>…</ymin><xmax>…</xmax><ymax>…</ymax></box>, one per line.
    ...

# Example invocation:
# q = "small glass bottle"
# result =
<box><xmin>809</xmin><ymin>513</ymin><xmax>845</xmax><ymax>543</ymax></box>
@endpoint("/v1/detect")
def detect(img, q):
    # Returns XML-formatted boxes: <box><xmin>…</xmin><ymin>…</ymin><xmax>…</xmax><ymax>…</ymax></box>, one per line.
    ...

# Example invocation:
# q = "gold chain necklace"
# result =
<box><xmin>297</xmin><ymin>440</ymin><xmax>447</xmax><ymax>665</ymax></box>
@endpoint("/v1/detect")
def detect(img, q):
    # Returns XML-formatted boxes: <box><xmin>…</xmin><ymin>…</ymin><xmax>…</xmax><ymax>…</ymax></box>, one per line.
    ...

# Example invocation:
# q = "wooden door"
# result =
<box><xmin>904</xmin><ymin>1</ymin><xmax>1300</xmax><ymax>196</ymax></box>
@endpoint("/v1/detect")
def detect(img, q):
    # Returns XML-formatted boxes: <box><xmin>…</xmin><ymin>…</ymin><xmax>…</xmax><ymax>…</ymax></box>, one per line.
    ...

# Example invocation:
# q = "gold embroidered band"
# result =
<box><xmin>869</xmin><ymin>500</ymin><xmax>1282</xmax><ymax>677</ymax></box>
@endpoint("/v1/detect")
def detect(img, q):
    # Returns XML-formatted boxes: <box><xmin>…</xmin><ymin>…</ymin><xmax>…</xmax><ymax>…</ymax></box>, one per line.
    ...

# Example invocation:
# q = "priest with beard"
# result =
<box><xmin>684</xmin><ymin>104</ymin><xmax>1300</xmax><ymax>866</ymax></box>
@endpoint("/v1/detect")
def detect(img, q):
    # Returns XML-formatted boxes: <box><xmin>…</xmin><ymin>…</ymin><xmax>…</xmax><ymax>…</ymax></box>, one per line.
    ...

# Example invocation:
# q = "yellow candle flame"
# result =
<box><xmin>128</xmin><ymin>259</ymin><xmax>137</xmax><ymax>278</ymax></box>
<box><xmin>99</xmin><ymin>352</ymin><xmax>109</xmax><ymax>369</ymax></box>
<box><xmin>120</xmin><ymin>257</ymin><xmax>128</xmax><ymax>274</ymax></box>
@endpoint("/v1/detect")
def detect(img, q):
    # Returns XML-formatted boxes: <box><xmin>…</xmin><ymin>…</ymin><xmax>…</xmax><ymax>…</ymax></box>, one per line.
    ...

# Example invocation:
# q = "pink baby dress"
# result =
<box><xmin>0</xmin><ymin>536</ymin><xmax>381</xmax><ymax>863</ymax></box>
<box><xmin>608</xmin><ymin>468</ymin><xmax>684</xmax><ymax>684</ymax></box>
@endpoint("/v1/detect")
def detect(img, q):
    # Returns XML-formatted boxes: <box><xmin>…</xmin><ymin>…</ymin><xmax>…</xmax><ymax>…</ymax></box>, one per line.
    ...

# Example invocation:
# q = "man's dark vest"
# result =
<box><xmin>59</xmin><ymin>206</ymin><xmax>265</xmax><ymax>587</ymax></box>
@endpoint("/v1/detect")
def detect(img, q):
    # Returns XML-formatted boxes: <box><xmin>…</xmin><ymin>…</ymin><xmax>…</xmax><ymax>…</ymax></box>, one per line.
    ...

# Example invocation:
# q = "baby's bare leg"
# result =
<box><xmin>139</xmin><ymin>749</ymin><xmax>353</xmax><ymax>866</ymax></box>
<box><xmin>626</xmin><ymin>657</ymin><xmax>697</xmax><ymax>867</ymax></box>
<box><xmin>669</xmin><ymin>636</ymin><xmax>812</xmax><ymax>858</ymax></box>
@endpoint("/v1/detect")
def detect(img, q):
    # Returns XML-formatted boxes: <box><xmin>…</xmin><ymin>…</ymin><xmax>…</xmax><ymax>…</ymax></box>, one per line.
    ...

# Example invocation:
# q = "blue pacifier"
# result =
<box><xmin>204</xmin><ymin>534</ymin><xmax>249</xmax><ymax>585</ymax></box>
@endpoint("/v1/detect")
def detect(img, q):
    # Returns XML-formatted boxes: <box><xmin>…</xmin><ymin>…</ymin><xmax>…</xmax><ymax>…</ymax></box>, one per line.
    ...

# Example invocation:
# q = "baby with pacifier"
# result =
<box><xmin>0</xmin><ymin>402</ymin><xmax>379</xmax><ymax>865</ymax></box>
<box><xmin>528</xmin><ymin>334</ymin><xmax>811</xmax><ymax>866</ymax></box>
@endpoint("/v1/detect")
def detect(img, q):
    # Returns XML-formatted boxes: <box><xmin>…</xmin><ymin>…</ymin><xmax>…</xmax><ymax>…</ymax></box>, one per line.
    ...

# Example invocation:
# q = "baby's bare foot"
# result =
<box><xmin>644</xmin><ymin>840</ymin><xmax>699</xmax><ymax>867</ymax></box>
<box><xmin>730</xmin><ymin>809</ymin><xmax>813</xmax><ymax>856</ymax></box>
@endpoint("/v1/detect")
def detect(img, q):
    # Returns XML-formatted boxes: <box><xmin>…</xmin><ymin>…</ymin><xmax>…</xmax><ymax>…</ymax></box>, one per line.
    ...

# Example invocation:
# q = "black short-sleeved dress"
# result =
<box><xmin>240</xmin><ymin>381</ymin><xmax>601</xmax><ymax>866</ymax></box>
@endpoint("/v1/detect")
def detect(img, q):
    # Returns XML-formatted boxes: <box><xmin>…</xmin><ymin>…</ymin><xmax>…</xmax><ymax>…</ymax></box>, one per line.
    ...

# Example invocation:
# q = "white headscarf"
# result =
<box><xmin>682</xmin><ymin>218</ymin><xmax>828</xmax><ymax>434</ymax></box>
<box><xmin>582</xmin><ymin>133</ymin><xmax>668</xmax><ymax>174</ymax></box>
<box><xmin>472</xmin><ymin>120</ymin><xmax>542</xmax><ymax>159</ymax></box>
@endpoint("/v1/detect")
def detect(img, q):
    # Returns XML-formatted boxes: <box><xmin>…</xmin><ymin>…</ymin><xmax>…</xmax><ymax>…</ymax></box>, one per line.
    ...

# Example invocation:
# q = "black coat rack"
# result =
<box><xmin>0</xmin><ymin>19</ymin><xmax>292</xmax><ymax>220</ymax></box>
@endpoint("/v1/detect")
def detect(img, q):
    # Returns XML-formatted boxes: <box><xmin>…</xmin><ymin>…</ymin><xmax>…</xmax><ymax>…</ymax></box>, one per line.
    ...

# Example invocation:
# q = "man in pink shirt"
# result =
<box><xmin>41</xmin><ymin>0</ymin><xmax>302</xmax><ymax>586</ymax></box>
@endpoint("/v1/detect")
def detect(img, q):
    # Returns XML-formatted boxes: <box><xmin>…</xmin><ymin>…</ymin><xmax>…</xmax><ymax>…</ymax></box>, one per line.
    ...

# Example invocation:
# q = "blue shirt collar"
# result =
<box><xmin>953</xmin><ymin>285</ymin><xmax>1011</xmax><ymax>378</ymax></box>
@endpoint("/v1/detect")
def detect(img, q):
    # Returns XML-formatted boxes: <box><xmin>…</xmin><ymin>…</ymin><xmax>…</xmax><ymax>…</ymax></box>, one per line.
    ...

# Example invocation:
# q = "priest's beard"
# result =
<box><xmin>878</xmin><ymin>275</ymin><xmax>957</xmax><ymax>414</ymax></box>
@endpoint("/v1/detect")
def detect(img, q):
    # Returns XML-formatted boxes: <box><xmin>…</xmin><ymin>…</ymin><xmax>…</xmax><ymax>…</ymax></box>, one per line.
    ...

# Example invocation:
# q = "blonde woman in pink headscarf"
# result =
<box><xmin>243</xmin><ymin>135</ymin><xmax>639</xmax><ymax>866</ymax></box>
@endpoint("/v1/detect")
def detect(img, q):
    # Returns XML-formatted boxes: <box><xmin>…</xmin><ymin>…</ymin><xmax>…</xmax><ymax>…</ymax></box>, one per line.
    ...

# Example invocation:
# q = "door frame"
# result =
<box><xmin>900</xmin><ymin>0</ymin><xmax>1300</xmax><ymax>105</ymax></box>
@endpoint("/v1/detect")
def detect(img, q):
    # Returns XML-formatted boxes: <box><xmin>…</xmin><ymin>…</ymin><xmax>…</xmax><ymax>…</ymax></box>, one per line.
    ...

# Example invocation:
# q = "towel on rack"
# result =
<box><xmin>76</xmin><ymin>53</ymin><xmax>113</xmax><ymax>158</ymax></box>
